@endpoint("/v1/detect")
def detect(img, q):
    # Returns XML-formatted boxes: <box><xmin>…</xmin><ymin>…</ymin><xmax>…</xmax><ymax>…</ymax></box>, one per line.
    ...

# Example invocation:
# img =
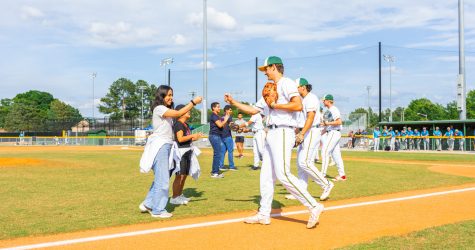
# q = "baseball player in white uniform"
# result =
<box><xmin>240</xmin><ymin>113</ymin><xmax>266</xmax><ymax>170</ymax></box>
<box><xmin>320</xmin><ymin>94</ymin><xmax>346</xmax><ymax>181</ymax></box>
<box><xmin>294</xmin><ymin>78</ymin><xmax>334</xmax><ymax>200</ymax></box>
<box><xmin>224</xmin><ymin>56</ymin><xmax>324</xmax><ymax>229</ymax></box>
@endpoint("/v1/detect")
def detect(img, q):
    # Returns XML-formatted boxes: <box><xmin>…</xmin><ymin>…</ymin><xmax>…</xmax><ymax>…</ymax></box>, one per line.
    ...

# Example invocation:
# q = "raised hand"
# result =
<box><xmin>193</xmin><ymin>96</ymin><xmax>203</xmax><ymax>105</ymax></box>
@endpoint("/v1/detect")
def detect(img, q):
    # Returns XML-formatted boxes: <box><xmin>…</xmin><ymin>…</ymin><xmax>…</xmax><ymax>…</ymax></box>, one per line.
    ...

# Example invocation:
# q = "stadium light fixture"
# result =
<box><xmin>383</xmin><ymin>55</ymin><xmax>395</xmax><ymax>122</ymax></box>
<box><xmin>160</xmin><ymin>57</ymin><xmax>174</xmax><ymax>86</ymax></box>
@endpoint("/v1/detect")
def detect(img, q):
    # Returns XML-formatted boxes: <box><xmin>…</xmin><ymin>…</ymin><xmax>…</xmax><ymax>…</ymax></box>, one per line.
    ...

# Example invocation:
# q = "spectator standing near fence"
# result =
<box><xmin>445</xmin><ymin>127</ymin><xmax>454</xmax><ymax>151</ymax></box>
<box><xmin>421</xmin><ymin>127</ymin><xmax>429</xmax><ymax>150</ymax></box>
<box><xmin>353</xmin><ymin>129</ymin><xmax>361</xmax><ymax>148</ymax></box>
<box><xmin>373</xmin><ymin>127</ymin><xmax>381</xmax><ymax>151</ymax></box>
<box><xmin>347</xmin><ymin>130</ymin><xmax>353</xmax><ymax>149</ymax></box>
<box><xmin>455</xmin><ymin>129</ymin><xmax>464</xmax><ymax>151</ymax></box>
<box><xmin>433</xmin><ymin>127</ymin><xmax>442</xmax><ymax>151</ymax></box>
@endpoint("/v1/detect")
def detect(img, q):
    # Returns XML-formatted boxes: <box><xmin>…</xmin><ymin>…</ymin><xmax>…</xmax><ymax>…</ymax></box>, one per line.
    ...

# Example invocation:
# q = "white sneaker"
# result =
<box><xmin>139</xmin><ymin>202</ymin><xmax>151</xmax><ymax>213</ymax></box>
<box><xmin>244</xmin><ymin>214</ymin><xmax>271</xmax><ymax>225</ymax></box>
<box><xmin>180</xmin><ymin>194</ymin><xmax>191</xmax><ymax>202</ymax></box>
<box><xmin>320</xmin><ymin>182</ymin><xmax>334</xmax><ymax>201</ymax></box>
<box><xmin>170</xmin><ymin>196</ymin><xmax>188</xmax><ymax>205</ymax></box>
<box><xmin>285</xmin><ymin>194</ymin><xmax>297</xmax><ymax>200</ymax></box>
<box><xmin>150</xmin><ymin>212</ymin><xmax>173</xmax><ymax>218</ymax></box>
<box><xmin>307</xmin><ymin>204</ymin><xmax>324</xmax><ymax>229</ymax></box>
<box><xmin>211</xmin><ymin>173</ymin><xmax>224</xmax><ymax>178</ymax></box>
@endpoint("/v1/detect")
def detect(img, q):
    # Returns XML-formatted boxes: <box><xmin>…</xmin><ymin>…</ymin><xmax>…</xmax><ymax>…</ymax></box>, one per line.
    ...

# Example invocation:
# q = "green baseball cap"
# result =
<box><xmin>322</xmin><ymin>94</ymin><xmax>334</xmax><ymax>101</ymax></box>
<box><xmin>258</xmin><ymin>56</ymin><xmax>283</xmax><ymax>71</ymax></box>
<box><xmin>296</xmin><ymin>78</ymin><xmax>309</xmax><ymax>86</ymax></box>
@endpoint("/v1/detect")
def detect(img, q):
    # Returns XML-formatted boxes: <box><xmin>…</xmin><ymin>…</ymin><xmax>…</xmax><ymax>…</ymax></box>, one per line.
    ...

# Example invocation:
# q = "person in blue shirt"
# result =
<box><xmin>400</xmin><ymin>127</ymin><xmax>407</xmax><ymax>150</ymax></box>
<box><xmin>382</xmin><ymin>125</ymin><xmax>389</xmax><ymax>148</ymax></box>
<box><xmin>389</xmin><ymin>127</ymin><xmax>396</xmax><ymax>151</ymax></box>
<box><xmin>421</xmin><ymin>127</ymin><xmax>430</xmax><ymax>150</ymax></box>
<box><xmin>414</xmin><ymin>129</ymin><xmax>421</xmax><ymax>150</ymax></box>
<box><xmin>373</xmin><ymin>127</ymin><xmax>381</xmax><ymax>151</ymax></box>
<box><xmin>444</xmin><ymin>127</ymin><xmax>454</xmax><ymax>151</ymax></box>
<box><xmin>454</xmin><ymin>129</ymin><xmax>464</xmax><ymax>151</ymax></box>
<box><xmin>395</xmin><ymin>129</ymin><xmax>400</xmax><ymax>151</ymax></box>
<box><xmin>433</xmin><ymin>127</ymin><xmax>442</xmax><ymax>151</ymax></box>
<box><xmin>407</xmin><ymin>127</ymin><xmax>414</xmax><ymax>150</ymax></box>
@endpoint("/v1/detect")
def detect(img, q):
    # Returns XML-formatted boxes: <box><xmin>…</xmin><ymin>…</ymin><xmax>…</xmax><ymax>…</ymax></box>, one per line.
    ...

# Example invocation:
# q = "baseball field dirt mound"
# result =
<box><xmin>0</xmin><ymin>158</ymin><xmax>46</xmax><ymax>167</ymax></box>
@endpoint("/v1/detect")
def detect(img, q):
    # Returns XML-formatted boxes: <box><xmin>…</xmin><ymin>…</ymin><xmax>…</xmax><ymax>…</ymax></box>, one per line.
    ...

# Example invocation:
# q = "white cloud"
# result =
<box><xmin>172</xmin><ymin>34</ymin><xmax>187</xmax><ymax>45</ymax></box>
<box><xmin>188</xmin><ymin>7</ymin><xmax>237</xmax><ymax>31</ymax></box>
<box><xmin>20</xmin><ymin>5</ymin><xmax>44</xmax><ymax>20</ymax></box>
<box><xmin>88</xmin><ymin>21</ymin><xmax>159</xmax><ymax>46</ymax></box>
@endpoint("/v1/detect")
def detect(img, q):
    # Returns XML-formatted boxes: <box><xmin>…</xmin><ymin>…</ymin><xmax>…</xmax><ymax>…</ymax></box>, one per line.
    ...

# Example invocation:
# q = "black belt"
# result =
<box><xmin>266</xmin><ymin>125</ymin><xmax>295</xmax><ymax>130</ymax></box>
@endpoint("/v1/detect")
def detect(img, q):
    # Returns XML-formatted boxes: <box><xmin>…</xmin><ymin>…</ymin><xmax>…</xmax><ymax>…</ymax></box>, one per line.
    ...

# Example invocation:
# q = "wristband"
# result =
<box><xmin>190</xmin><ymin>100</ymin><xmax>196</xmax><ymax>106</ymax></box>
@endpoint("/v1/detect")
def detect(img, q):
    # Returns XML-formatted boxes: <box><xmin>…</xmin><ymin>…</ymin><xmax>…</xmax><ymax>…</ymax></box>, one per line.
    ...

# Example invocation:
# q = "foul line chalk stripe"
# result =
<box><xmin>3</xmin><ymin>187</ymin><xmax>475</xmax><ymax>250</ymax></box>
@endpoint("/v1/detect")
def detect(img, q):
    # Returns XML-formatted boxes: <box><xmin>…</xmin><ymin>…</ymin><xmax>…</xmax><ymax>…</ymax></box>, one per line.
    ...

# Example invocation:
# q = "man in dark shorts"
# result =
<box><xmin>170</xmin><ymin>104</ymin><xmax>203</xmax><ymax>205</ymax></box>
<box><xmin>234</xmin><ymin>113</ymin><xmax>246</xmax><ymax>158</ymax></box>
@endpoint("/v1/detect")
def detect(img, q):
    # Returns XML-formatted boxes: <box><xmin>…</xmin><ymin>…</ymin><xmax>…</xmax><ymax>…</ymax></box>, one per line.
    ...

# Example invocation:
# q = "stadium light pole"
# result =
<box><xmin>383</xmin><ymin>54</ymin><xmax>395</xmax><ymax>122</ymax></box>
<box><xmin>458</xmin><ymin>0</ymin><xmax>466</xmax><ymax>120</ymax></box>
<box><xmin>138</xmin><ymin>86</ymin><xmax>146</xmax><ymax>129</ymax></box>
<box><xmin>201</xmin><ymin>0</ymin><xmax>208</xmax><ymax>125</ymax></box>
<box><xmin>92</xmin><ymin>72</ymin><xmax>97</xmax><ymax>121</ymax></box>
<box><xmin>366</xmin><ymin>85</ymin><xmax>371</xmax><ymax>127</ymax></box>
<box><xmin>160</xmin><ymin>58</ymin><xmax>174</xmax><ymax>86</ymax></box>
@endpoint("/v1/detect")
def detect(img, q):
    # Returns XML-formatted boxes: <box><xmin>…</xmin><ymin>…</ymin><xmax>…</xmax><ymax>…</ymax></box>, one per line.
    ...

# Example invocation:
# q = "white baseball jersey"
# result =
<box><xmin>323</xmin><ymin>106</ymin><xmax>342</xmax><ymax>131</ymax></box>
<box><xmin>255</xmin><ymin>77</ymin><xmax>300</xmax><ymax>127</ymax></box>
<box><xmin>249</xmin><ymin>113</ymin><xmax>264</xmax><ymax>131</ymax></box>
<box><xmin>300</xmin><ymin>92</ymin><xmax>321</xmax><ymax>127</ymax></box>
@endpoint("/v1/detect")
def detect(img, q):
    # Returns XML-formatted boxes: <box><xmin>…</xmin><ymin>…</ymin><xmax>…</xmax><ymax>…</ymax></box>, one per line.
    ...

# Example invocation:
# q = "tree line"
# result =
<box><xmin>349</xmin><ymin>90</ymin><xmax>475</xmax><ymax>128</ymax></box>
<box><xmin>0</xmin><ymin>90</ymin><xmax>82</xmax><ymax>131</ymax></box>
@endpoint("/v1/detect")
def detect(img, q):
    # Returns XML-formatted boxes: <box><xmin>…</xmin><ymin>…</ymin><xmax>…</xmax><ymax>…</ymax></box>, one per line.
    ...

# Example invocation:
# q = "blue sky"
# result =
<box><xmin>1</xmin><ymin>0</ymin><xmax>474</xmax><ymax>118</ymax></box>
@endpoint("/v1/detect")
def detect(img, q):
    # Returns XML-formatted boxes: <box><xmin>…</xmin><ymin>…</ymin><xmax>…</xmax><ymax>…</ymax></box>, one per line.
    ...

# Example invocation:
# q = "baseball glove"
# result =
<box><xmin>294</xmin><ymin>132</ymin><xmax>304</xmax><ymax>147</ymax></box>
<box><xmin>229</xmin><ymin>122</ymin><xmax>240</xmax><ymax>132</ymax></box>
<box><xmin>262</xmin><ymin>82</ymin><xmax>278</xmax><ymax>108</ymax></box>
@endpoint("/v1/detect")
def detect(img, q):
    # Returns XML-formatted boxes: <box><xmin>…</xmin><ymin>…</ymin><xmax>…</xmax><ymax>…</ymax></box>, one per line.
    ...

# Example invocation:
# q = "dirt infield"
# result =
<box><xmin>1</xmin><ymin>184</ymin><xmax>474</xmax><ymax>250</ymax></box>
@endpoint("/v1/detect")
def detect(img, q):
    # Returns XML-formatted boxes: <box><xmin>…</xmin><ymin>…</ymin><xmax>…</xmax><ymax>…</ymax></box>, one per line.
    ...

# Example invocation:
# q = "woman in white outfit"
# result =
<box><xmin>139</xmin><ymin>85</ymin><xmax>202</xmax><ymax>218</ymax></box>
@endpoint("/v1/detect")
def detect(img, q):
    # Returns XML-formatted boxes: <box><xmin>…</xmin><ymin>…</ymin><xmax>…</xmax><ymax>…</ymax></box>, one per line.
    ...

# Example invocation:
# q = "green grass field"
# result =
<box><xmin>340</xmin><ymin>220</ymin><xmax>475</xmax><ymax>250</ymax></box>
<box><xmin>0</xmin><ymin>148</ymin><xmax>474</xmax><ymax>241</ymax></box>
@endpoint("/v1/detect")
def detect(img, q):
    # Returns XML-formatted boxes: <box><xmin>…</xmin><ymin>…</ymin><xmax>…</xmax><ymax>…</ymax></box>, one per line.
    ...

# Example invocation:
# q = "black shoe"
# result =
<box><xmin>251</xmin><ymin>166</ymin><xmax>259</xmax><ymax>170</ymax></box>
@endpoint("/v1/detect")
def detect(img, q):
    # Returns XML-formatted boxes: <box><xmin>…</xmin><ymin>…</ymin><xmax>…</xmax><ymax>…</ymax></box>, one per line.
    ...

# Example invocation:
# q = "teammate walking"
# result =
<box><xmin>320</xmin><ymin>94</ymin><xmax>346</xmax><ymax>181</ymax></box>
<box><xmin>224</xmin><ymin>56</ymin><xmax>324</xmax><ymax>229</ymax></box>
<box><xmin>294</xmin><ymin>78</ymin><xmax>333</xmax><ymax>200</ymax></box>
<box><xmin>240</xmin><ymin>112</ymin><xmax>266</xmax><ymax>170</ymax></box>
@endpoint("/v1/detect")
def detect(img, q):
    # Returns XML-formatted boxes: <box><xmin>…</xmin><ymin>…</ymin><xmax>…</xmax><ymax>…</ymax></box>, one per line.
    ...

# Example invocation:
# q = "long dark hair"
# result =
<box><xmin>151</xmin><ymin>85</ymin><xmax>174</xmax><ymax>112</ymax></box>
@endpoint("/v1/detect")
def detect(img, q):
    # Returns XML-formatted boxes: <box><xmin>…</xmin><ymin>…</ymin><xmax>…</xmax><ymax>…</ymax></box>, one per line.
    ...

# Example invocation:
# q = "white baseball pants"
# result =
<box><xmin>373</xmin><ymin>138</ymin><xmax>380</xmax><ymax>151</ymax></box>
<box><xmin>258</xmin><ymin>127</ymin><xmax>319</xmax><ymax>217</ymax></box>
<box><xmin>253</xmin><ymin>130</ymin><xmax>266</xmax><ymax>167</ymax></box>
<box><xmin>321</xmin><ymin>130</ymin><xmax>345</xmax><ymax>177</ymax></box>
<box><xmin>297</xmin><ymin>127</ymin><xmax>331</xmax><ymax>190</ymax></box>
